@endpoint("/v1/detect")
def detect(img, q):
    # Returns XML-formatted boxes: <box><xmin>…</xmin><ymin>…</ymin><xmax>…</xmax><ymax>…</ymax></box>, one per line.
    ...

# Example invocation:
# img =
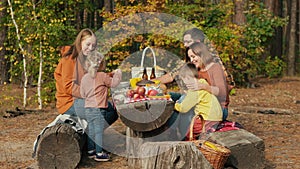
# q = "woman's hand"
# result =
<box><xmin>155</xmin><ymin>73</ymin><xmax>174</xmax><ymax>84</ymax></box>
<box><xmin>186</xmin><ymin>80</ymin><xmax>219</xmax><ymax>95</ymax></box>
<box><xmin>185</xmin><ymin>79</ymin><xmax>204</xmax><ymax>90</ymax></box>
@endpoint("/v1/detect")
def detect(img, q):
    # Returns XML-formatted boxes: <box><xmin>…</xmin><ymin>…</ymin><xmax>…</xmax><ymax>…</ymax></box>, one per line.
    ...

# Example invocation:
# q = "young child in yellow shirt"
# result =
<box><xmin>174</xmin><ymin>63</ymin><xmax>223</xmax><ymax>140</ymax></box>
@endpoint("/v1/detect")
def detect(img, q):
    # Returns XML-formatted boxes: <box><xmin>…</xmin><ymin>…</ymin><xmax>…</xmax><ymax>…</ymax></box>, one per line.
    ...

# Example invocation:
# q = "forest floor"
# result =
<box><xmin>0</xmin><ymin>77</ymin><xmax>300</xmax><ymax>169</ymax></box>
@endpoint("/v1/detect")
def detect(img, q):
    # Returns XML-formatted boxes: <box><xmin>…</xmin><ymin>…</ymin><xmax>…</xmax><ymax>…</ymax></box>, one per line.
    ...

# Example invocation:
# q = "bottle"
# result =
<box><xmin>150</xmin><ymin>67</ymin><xmax>156</xmax><ymax>79</ymax></box>
<box><xmin>142</xmin><ymin>67</ymin><xmax>148</xmax><ymax>80</ymax></box>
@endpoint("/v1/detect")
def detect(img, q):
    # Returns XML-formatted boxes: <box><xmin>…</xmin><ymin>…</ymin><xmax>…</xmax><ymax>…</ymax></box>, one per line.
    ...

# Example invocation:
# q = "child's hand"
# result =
<box><xmin>114</xmin><ymin>69</ymin><xmax>122</xmax><ymax>74</ymax></box>
<box><xmin>107</xmin><ymin>72</ymin><xmax>114</xmax><ymax>77</ymax></box>
<box><xmin>112</xmin><ymin>69</ymin><xmax>122</xmax><ymax>80</ymax></box>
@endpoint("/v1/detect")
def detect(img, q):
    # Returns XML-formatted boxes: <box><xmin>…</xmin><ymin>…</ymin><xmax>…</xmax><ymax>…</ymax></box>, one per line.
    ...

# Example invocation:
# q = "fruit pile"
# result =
<box><xmin>126</xmin><ymin>86</ymin><xmax>160</xmax><ymax>100</ymax></box>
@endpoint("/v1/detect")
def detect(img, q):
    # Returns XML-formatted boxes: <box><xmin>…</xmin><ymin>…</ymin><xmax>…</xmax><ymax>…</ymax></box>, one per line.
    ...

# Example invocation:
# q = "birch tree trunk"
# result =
<box><xmin>37</xmin><ymin>41</ymin><xmax>43</xmax><ymax>109</ymax></box>
<box><xmin>31</xmin><ymin>0</ymin><xmax>43</xmax><ymax>109</ymax></box>
<box><xmin>287</xmin><ymin>0</ymin><xmax>296</xmax><ymax>76</ymax></box>
<box><xmin>7</xmin><ymin>0</ymin><xmax>28</xmax><ymax>107</ymax></box>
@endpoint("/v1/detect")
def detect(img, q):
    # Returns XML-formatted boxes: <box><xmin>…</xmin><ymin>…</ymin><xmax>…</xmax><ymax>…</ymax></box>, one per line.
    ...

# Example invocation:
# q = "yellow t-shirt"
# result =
<box><xmin>174</xmin><ymin>79</ymin><xmax>223</xmax><ymax>121</ymax></box>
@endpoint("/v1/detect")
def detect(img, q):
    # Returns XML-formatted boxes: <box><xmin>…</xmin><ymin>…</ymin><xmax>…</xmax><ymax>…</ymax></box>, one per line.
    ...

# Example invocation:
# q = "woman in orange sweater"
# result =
<box><xmin>54</xmin><ymin>28</ymin><xmax>118</xmax><ymax>126</ymax></box>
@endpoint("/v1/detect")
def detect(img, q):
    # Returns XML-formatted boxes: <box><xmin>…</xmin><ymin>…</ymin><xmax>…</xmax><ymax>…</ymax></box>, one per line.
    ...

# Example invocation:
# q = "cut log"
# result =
<box><xmin>126</xmin><ymin>127</ymin><xmax>144</xmax><ymax>168</ymax></box>
<box><xmin>209</xmin><ymin>129</ymin><xmax>266</xmax><ymax>169</ymax></box>
<box><xmin>138</xmin><ymin>141</ymin><xmax>212</xmax><ymax>169</ymax></box>
<box><xmin>36</xmin><ymin>123</ymin><xmax>85</xmax><ymax>169</ymax></box>
<box><xmin>116</xmin><ymin>100</ymin><xmax>174</xmax><ymax>132</ymax></box>
<box><xmin>3</xmin><ymin>107</ymin><xmax>44</xmax><ymax>118</ymax></box>
<box><xmin>126</xmin><ymin>126</ymin><xmax>170</xmax><ymax>168</ymax></box>
<box><xmin>231</xmin><ymin>105</ymin><xmax>293</xmax><ymax>115</ymax></box>
<box><xmin>126</xmin><ymin>126</ymin><xmax>212</xmax><ymax>169</ymax></box>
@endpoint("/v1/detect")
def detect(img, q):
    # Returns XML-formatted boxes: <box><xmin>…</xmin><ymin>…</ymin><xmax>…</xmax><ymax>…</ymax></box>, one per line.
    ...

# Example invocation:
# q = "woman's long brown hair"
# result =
<box><xmin>61</xmin><ymin>28</ymin><xmax>95</xmax><ymax>59</ymax></box>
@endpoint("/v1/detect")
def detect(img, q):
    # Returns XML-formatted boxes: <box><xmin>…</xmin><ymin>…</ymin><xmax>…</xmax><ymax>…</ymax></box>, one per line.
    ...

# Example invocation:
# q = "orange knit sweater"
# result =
<box><xmin>54</xmin><ymin>46</ymin><xmax>86</xmax><ymax>114</ymax></box>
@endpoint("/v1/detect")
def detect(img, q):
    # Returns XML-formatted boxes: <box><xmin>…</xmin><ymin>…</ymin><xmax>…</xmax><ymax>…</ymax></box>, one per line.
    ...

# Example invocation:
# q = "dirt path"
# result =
<box><xmin>0</xmin><ymin>77</ymin><xmax>300</xmax><ymax>169</ymax></box>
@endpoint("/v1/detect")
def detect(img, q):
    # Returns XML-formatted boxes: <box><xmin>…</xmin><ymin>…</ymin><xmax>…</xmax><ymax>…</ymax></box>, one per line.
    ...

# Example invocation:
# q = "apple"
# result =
<box><xmin>126</xmin><ymin>89</ymin><xmax>135</xmax><ymax>98</ymax></box>
<box><xmin>133</xmin><ymin>93</ymin><xmax>140</xmax><ymax>100</ymax></box>
<box><xmin>147</xmin><ymin>89</ymin><xmax>158</xmax><ymax>96</ymax></box>
<box><xmin>135</xmin><ymin>86</ymin><xmax>146</xmax><ymax>96</ymax></box>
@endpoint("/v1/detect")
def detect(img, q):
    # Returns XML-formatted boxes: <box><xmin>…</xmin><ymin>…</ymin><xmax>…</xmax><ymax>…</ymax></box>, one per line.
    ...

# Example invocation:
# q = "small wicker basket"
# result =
<box><xmin>191</xmin><ymin>140</ymin><xmax>231</xmax><ymax>169</ymax></box>
<box><xmin>188</xmin><ymin>115</ymin><xmax>231</xmax><ymax>169</ymax></box>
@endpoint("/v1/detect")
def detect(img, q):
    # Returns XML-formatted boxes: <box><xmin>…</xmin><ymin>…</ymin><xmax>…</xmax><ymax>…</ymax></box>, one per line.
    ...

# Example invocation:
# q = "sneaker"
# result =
<box><xmin>87</xmin><ymin>150</ymin><xmax>96</xmax><ymax>159</ymax></box>
<box><xmin>94</xmin><ymin>152</ymin><xmax>110</xmax><ymax>162</ymax></box>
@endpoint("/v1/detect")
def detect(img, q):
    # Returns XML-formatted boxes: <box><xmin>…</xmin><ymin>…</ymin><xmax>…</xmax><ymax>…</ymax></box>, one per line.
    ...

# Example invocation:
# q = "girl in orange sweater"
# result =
<box><xmin>54</xmin><ymin>28</ymin><xmax>118</xmax><ymax>126</ymax></box>
<box><xmin>54</xmin><ymin>28</ymin><xmax>96</xmax><ymax>116</ymax></box>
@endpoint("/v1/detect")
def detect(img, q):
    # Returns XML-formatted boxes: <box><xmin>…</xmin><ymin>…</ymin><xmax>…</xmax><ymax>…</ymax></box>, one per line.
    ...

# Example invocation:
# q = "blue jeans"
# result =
<box><xmin>71</xmin><ymin>99</ymin><xmax>119</xmax><ymax>153</ymax></box>
<box><xmin>222</xmin><ymin>107</ymin><xmax>228</xmax><ymax>121</ymax></box>
<box><xmin>74</xmin><ymin>99</ymin><xmax>119</xmax><ymax>128</ymax></box>
<box><xmin>85</xmin><ymin>108</ymin><xmax>105</xmax><ymax>153</ymax></box>
<box><xmin>63</xmin><ymin>98</ymin><xmax>86</xmax><ymax>119</ymax></box>
<box><xmin>102</xmin><ymin>101</ymin><xmax>119</xmax><ymax>129</ymax></box>
<box><xmin>64</xmin><ymin>104</ymin><xmax>76</xmax><ymax>116</ymax></box>
<box><xmin>169</xmin><ymin>92</ymin><xmax>182</xmax><ymax>102</ymax></box>
<box><xmin>74</xmin><ymin>98</ymin><xmax>86</xmax><ymax>120</ymax></box>
<box><xmin>167</xmin><ymin>109</ymin><xmax>194</xmax><ymax>141</ymax></box>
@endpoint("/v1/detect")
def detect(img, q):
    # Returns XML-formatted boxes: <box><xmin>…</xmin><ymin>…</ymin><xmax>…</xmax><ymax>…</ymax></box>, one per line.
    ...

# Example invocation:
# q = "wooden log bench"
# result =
<box><xmin>35</xmin><ymin>123</ymin><xmax>86</xmax><ymax>169</ymax></box>
<box><xmin>209</xmin><ymin>129</ymin><xmax>266</xmax><ymax>169</ymax></box>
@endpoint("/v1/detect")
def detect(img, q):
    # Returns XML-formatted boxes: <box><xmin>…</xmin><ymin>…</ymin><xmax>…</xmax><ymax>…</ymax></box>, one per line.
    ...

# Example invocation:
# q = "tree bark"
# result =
<box><xmin>298</xmin><ymin>0</ymin><xmax>300</xmax><ymax>73</ymax></box>
<box><xmin>233</xmin><ymin>0</ymin><xmax>246</xmax><ymax>25</ymax></box>
<box><xmin>138</xmin><ymin>141</ymin><xmax>213</xmax><ymax>169</ymax></box>
<box><xmin>7</xmin><ymin>0</ymin><xmax>28</xmax><ymax>107</ymax></box>
<box><xmin>31</xmin><ymin>0</ymin><xmax>43</xmax><ymax>109</ymax></box>
<box><xmin>0</xmin><ymin>0</ymin><xmax>8</xmax><ymax>84</ymax></box>
<box><xmin>269</xmin><ymin>0</ymin><xmax>283</xmax><ymax>60</ymax></box>
<box><xmin>36</xmin><ymin>123</ymin><xmax>85</xmax><ymax>169</ymax></box>
<box><xmin>104</xmin><ymin>0</ymin><xmax>112</xmax><ymax>13</ymax></box>
<box><xmin>287</xmin><ymin>0</ymin><xmax>296</xmax><ymax>76</ymax></box>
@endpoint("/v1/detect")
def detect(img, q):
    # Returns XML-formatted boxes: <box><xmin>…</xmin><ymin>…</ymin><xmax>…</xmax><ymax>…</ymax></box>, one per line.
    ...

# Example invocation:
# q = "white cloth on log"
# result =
<box><xmin>32</xmin><ymin>114</ymin><xmax>87</xmax><ymax>158</ymax></box>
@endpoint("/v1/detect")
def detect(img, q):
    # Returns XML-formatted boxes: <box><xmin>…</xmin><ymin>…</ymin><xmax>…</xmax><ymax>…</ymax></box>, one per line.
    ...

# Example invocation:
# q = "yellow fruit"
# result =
<box><xmin>204</xmin><ymin>141</ymin><xmax>219</xmax><ymax>151</ymax></box>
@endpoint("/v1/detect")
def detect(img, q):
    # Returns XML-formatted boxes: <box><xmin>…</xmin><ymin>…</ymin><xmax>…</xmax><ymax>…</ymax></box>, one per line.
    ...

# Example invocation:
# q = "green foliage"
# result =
<box><xmin>239</xmin><ymin>2</ymin><xmax>287</xmax><ymax>83</ymax></box>
<box><xmin>5</xmin><ymin>0</ymin><xmax>79</xmax><ymax>103</ymax></box>
<box><xmin>100</xmin><ymin>0</ymin><xmax>187</xmax><ymax>75</ymax></box>
<box><xmin>2</xmin><ymin>0</ymin><xmax>289</xmax><ymax>107</ymax></box>
<box><xmin>167</xmin><ymin>0</ymin><xmax>287</xmax><ymax>86</ymax></box>
<box><xmin>264</xmin><ymin>56</ymin><xmax>286</xmax><ymax>78</ymax></box>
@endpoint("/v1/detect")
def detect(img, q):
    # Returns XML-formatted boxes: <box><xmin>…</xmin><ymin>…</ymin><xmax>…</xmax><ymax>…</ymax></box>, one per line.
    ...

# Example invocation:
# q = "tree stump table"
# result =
<box><xmin>116</xmin><ymin>100</ymin><xmax>174</xmax><ymax>132</ymax></box>
<box><xmin>35</xmin><ymin>123</ymin><xmax>85</xmax><ymax>169</ymax></box>
<box><xmin>115</xmin><ymin>99</ymin><xmax>175</xmax><ymax>168</ymax></box>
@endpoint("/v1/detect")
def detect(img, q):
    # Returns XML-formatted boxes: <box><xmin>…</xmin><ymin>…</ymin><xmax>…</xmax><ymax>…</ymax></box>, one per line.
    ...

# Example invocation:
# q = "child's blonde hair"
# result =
<box><xmin>86</xmin><ymin>51</ymin><xmax>104</xmax><ymax>78</ymax></box>
<box><xmin>179</xmin><ymin>63</ymin><xmax>198</xmax><ymax>79</ymax></box>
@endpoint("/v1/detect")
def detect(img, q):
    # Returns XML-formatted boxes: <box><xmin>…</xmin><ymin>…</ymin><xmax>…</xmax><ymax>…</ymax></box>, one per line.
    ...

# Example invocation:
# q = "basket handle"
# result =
<box><xmin>141</xmin><ymin>47</ymin><xmax>156</xmax><ymax>68</ymax></box>
<box><xmin>189</xmin><ymin>115</ymin><xmax>206</xmax><ymax>141</ymax></box>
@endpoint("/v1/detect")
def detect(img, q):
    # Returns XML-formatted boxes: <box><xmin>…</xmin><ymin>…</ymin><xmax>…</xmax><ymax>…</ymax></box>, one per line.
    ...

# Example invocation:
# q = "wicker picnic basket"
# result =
<box><xmin>191</xmin><ymin>140</ymin><xmax>231</xmax><ymax>169</ymax></box>
<box><xmin>188</xmin><ymin>115</ymin><xmax>231</xmax><ymax>169</ymax></box>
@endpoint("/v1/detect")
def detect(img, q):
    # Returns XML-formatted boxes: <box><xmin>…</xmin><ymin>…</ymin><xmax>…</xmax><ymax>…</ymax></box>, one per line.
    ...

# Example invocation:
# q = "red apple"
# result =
<box><xmin>133</xmin><ymin>93</ymin><xmax>140</xmax><ymax>100</ymax></box>
<box><xmin>147</xmin><ymin>89</ymin><xmax>159</xmax><ymax>96</ymax></box>
<box><xmin>136</xmin><ymin>86</ymin><xmax>146</xmax><ymax>96</ymax></box>
<box><xmin>126</xmin><ymin>89</ymin><xmax>135</xmax><ymax>98</ymax></box>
